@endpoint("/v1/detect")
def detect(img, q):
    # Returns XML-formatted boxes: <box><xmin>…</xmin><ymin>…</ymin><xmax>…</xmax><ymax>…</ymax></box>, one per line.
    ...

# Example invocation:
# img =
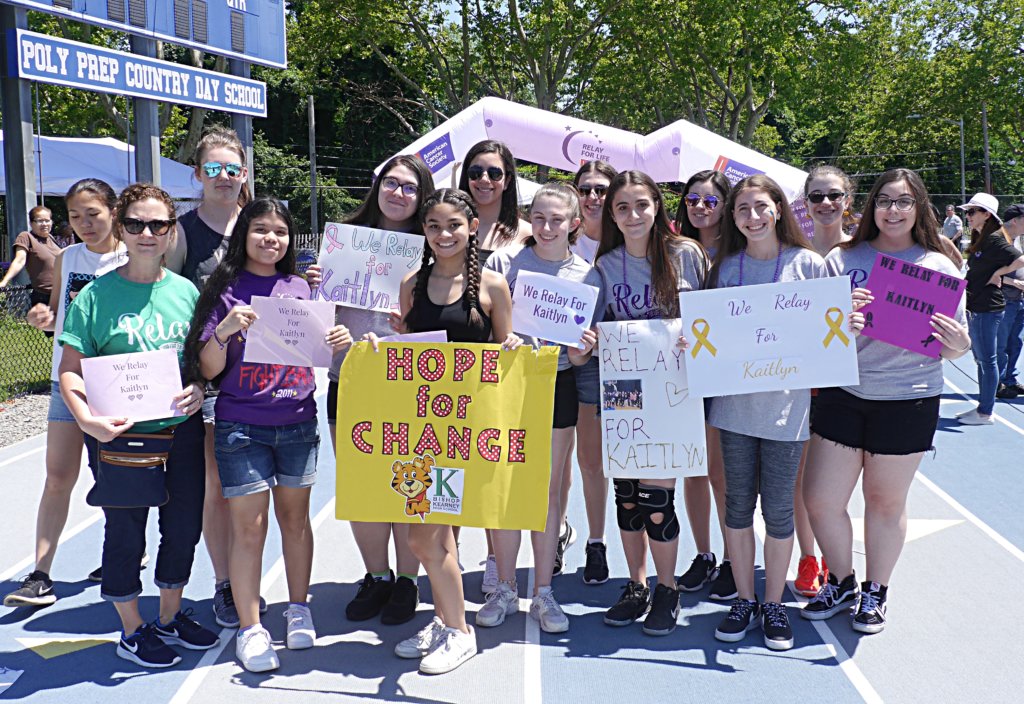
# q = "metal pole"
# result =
<box><xmin>982</xmin><ymin>101</ymin><xmax>992</xmax><ymax>193</ymax></box>
<box><xmin>126</xmin><ymin>95</ymin><xmax>132</xmax><ymax>182</ymax></box>
<box><xmin>229</xmin><ymin>60</ymin><xmax>255</xmax><ymax>199</ymax></box>
<box><xmin>958</xmin><ymin>117</ymin><xmax>966</xmax><ymax>205</ymax></box>
<box><xmin>129</xmin><ymin>36</ymin><xmax>161</xmax><ymax>185</ymax></box>
<box><xmin>34</xmin><ymin>82</ymin><xmax>43</xmax><ymax>204</ymax></box>
<box><xmin>308</xmin><ymin>95</ymin><xmax>319</xmax><ymax>235</ymax></box>
<box><xmin>0</xmin><ymin>5</ymin><xmax>37</xmax><ymax>263</ymax></box>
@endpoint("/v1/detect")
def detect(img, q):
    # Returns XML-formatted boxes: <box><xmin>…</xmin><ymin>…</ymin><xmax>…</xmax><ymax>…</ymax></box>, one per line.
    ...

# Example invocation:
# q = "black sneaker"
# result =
<box><xmin>603</xmin><ymin>580</ymin><xmax>651</xmax><ymax>626</ymax></box>
<box><xmin>213</xmin><ymin>580</ymin><xmax>239</xmax><ymax>628</ymax></box>
<box><xmin>996</xmin><ymin>383</ymin><xmax>1020</xmax><ymax>399</ymax></box>
<box><xmin>583</xmin><ymin>542</ymin><xmax>609</xmax><ymax>585</ymax></box>
<box><xmin>117</xmin><ymin>623</ymin><xmax>182</xmax><ymax>668</ymax></box>
<box><xmin>380</xmin><ymin>576</ymin><xmax>419</xmax><ymax>625</ymax></box>
<box><xmin>552</xmin><ymin>522</ymin><xmax>576</xmax><ymax>576</ymax></box>
<box><xmin>714</xmin><ymin>597</ymin><xmax>760</xmax><ymax>642</ymax></box>
<box><xmin>852</xmin><ymin>581</ymin><xmax>887</xmax><ymax>634</ymax></box>
<box><xmin>761</xmin><ymin>601</ymin><xmax>794</xmax><ymax>651</ymax></box>
<box><xmin>677</xmin><ymin>553</ymin><xmax>716</xmax><ymax>592</ymax></box>
<box><xmin>346</xmin><ymin>571</ymin><xmax>394</xmax><ymax>621</ymax></box>
<box><xmin>708</xmin><ymin>560</ymin><xmax>738</xmax><ymax>601</ymax></box>
<box><xmin>3</xmin><ymin>570</ymin><xmax>56</xmax><ymax>608</ymax></box>
<box><xmin>642</xmin><ymin>583</ymin><xmax>680</xmax><ymax>636</ymax></box>
<box><xmin>801</xmin><ymin>572</ymin><xmax>859</xmax><ymax>621</ymax></box>
<box><xmin>153</xmin><ymin>608</ymin><xmax>220</xmax><ymax>650</ymax></box>
<box><xmin>1009</xmin><ymin>383</ymin><xmax>1024</xmax><ymax>396</ymax></box>
<box><xmin>89</xmin><ymin>552</ymin><xmax>149</xmax><ymax>583</ymax></box>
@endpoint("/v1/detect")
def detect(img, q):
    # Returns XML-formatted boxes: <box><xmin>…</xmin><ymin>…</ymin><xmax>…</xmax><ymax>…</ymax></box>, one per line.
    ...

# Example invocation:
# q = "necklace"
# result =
<box><xmin>738</xmin><ymin>243</ymin><xmax>783</xmax><ymax>286</ymax></box>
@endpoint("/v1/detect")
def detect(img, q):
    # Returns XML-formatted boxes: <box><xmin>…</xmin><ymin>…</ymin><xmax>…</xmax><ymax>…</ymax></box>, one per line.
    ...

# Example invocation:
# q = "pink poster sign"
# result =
<box><xmin>860</xmin><ymin>252</ymin><xmax>965</xmax><ymax>358</ymax></box>
<box><xmin>81</xmin><ymin>349</ymin><xmax>184</xmax><ymax>422</ymax></box>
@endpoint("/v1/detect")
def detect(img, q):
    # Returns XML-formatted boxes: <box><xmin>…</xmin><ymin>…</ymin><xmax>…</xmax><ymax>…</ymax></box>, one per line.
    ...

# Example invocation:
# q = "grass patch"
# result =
<box><xmin>0</xmin><ymin>312</ymin><xmax>51</xmax><ymax>401</ymax></box>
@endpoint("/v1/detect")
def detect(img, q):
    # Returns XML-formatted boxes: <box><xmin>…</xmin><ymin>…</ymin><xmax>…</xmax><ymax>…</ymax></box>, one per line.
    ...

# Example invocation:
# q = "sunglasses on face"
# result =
<box><xmin>121</xmin><ymin>218</ymin><xmax>175</xmax><ymax>236</ymax></box>
<box><xmin>467</xmin><ymin>165</ymin><xmax>505</xmax><ymax>182</ymax></box>
<box><xmin>201</xmin><ymin>161</ymin><xmax>243</xmax><ymax>178</ymax></box>
<box><xmin>381</xmin><ymin>176</ymin><xmax>419</xmax><ymax>197</ymax></box>
<box><xmin>578</xmin><ymin>185</ymin><xmax>608</xmax><ymax>198</ymax></box>
<box><xmin>964</xmin><ymin>208</ymin><xmax>987</xmax><ymax>217</ymax></box>
<box><xmin>684</xmin><ymin>193</ymin><xmax>720</xmax><ymax>210</ymax></box>
<box><xmin>874</xmin><ymin>195</ymin><xmax>916</xmax><ymax>212</ymax></box>
<box><xmin>807</xmin><ymin>190</ymin><xmax>847</xmax><ymax>204</ymax></box>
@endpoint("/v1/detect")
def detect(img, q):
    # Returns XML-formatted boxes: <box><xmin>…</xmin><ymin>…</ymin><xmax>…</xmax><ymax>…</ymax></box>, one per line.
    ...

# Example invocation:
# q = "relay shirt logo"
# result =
<box><xmin>117</xmin><ymin>312</ymin><xmax>190</xmax><ymax>350</ymax></box>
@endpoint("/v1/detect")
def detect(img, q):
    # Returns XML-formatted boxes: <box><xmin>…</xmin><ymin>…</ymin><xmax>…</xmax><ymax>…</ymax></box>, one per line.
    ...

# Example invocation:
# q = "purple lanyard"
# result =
<box><xmin>738</xmin><ymin>244</ymin><xmax>783</xmax><ymax>285</ymax></box>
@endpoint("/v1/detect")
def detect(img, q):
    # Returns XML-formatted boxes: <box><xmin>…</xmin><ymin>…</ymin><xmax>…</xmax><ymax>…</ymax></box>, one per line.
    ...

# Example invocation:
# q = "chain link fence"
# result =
<box><xmin>0</xmin><ymin>285</ymin><xmax>52</xmax><ymax>401</ymax></box>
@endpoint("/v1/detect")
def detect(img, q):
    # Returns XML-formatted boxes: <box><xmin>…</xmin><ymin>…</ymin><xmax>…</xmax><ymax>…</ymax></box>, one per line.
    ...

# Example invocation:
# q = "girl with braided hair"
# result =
<box><xmin>371</xmin><ymin>188</ymin><xmax>521</xmax><ymax>674</ymax></box>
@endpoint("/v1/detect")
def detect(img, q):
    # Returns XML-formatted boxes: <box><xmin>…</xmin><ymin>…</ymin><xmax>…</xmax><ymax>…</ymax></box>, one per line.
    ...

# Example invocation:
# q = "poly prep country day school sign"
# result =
<box><xmin>9</xmin><ymin>29</ymin><xmax>267</xmax><ymax>117</ymax></box>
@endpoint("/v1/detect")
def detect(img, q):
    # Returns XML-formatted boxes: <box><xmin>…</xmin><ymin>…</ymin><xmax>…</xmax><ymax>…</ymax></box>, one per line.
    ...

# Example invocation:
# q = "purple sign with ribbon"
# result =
<box><xmin>860</xmin><ymin>252</ymin><xmax>965</xmax><ymax>358</ymax></box>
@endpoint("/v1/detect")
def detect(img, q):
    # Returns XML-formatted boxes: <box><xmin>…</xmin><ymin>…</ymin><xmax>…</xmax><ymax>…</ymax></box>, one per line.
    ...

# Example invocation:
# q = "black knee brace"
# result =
<box><xmin>614</xmin><ymin>478</ymin><xmax>644</xmax><ymax>532</ymax></box>
<box><xmin>638</xmin><ymin>484</ymin><xmax>679</xmax><ymax>542</ymax></box>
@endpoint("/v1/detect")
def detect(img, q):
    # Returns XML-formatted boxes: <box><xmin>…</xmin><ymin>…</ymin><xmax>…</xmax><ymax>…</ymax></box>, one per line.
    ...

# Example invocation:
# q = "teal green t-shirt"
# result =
<box><xmin>59</xmin><ymin>268</ymin><xmax>200</xmax><ymax>432</ymax></box>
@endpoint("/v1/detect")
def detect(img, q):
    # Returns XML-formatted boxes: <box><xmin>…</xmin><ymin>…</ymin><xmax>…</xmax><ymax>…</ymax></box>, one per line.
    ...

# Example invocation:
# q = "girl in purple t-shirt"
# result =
<box><xmin>184</xmin><ymin>198</ymin><xmax>352</xmax><ymax>673</ymax></box>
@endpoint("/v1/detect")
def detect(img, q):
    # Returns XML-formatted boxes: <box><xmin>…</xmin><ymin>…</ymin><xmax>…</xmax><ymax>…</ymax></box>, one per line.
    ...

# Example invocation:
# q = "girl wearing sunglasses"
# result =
<box><xmin>803</xmin><ymin>168</ymin><xmax>969</xmax><ymax>635</ymax></box>
<box><xmin>671</xmin><ymin>169</ymin><xmax>735</xmax><ymax>602</ymax></box>
<box><xmin>457</xmin><ymin>140</ymin><xmax>531</xmax><ymax>259</ymax></box>
<box><xmin>58</xmin><ymin>183</ymin><xmax>216</xmax><ymax>668</ymax></box>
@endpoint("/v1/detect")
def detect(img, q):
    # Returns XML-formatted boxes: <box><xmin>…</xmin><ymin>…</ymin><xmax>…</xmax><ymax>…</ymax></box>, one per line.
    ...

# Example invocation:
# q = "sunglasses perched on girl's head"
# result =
<box><xmin>202</xmin><ymin>161</ymin><xmax>243</xmax><ymax>178</ymax></box>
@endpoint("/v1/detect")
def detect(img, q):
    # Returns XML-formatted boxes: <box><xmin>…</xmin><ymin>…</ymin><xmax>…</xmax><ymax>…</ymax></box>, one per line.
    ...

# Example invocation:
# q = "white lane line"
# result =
<box><xmin>167</xmin><ymin>497</ymin><xmax>338</xmax><ymax>704</ymax></box>
<box><xmin>522</xmin><ymin>551</ymin><xmax>540</xmax><ymax>704</ymax></box>
<box><xmin>0</xmin><ymin>509</ymin><xmax>103</xmax><ymax>583</ymax></box>
<box><xmin>0</xmin><ymin>445</ymin><xmax>44</xmax><ymax>471</ymax></box>
<box><xmin>943</xmin><ymin>376</ymin><xmax>1024</xmax><ymax>437</ymax></box>
<box><xmin>752</xmin><ymin>514</ymin><xmax>882</xmax><ymax>704</ymax></box>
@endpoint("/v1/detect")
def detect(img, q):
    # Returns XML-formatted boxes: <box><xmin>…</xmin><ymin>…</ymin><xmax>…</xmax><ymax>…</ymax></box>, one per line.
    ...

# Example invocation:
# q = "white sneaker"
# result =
<box><xmin>481</xmin><ymin>555</ymin><xmax>498</xmax><ymax>594</ymax></box>
<box><xmin>395</xmin><ymin>617</ymin><xmax>445</xmax><ymax>659</ymax></box>
<box><xmin>284</xmin><ymin>604</ymin><xmax>315</xmax><ymax>650</ymax></box>
<box><xmin>957</xmin><ymin>409</ymin><xmax>994</xmax><ymax>425</ymax></box>
<box><xmin>475</xmin><ymin>582</ymin><xmax>518</xmax><ymax>627</ymax></box>
<box><xmin>236</xmin><ymin>625</ymin><xmax>279</xmax><ymax>673</ymax></box>
<box><xmin>529</xmin><ymin>589</ymin><xmax>569</xmax><ymax>633</ymax></box>
<box><xmin>419</xmin><ymin>626</ymin><xmax>477</xmax><ymax>674</ymax></box>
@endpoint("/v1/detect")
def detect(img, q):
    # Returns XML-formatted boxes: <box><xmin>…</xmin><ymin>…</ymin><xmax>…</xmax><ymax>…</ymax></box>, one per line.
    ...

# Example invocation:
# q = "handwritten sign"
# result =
<box><xmin>681</xmin><ymin>277</ymin><xmax>859</xmax><ymax>396</ymax></box>
<box><xmin>313</xmin><ymin>222</ymin><xmax>424</xmax><ymax>312</ymax></box>
<box><xmin>243</xmin><ymin>296</ymin><xmax>337</xmax><ymax>368</ymax></box>
<box><xmin>598</xmin><ymin>319</ymin><xmax>707</xmax><ymax>479</ymax></box>
<box><xmin>511</xmin><ymin>270</ymin><xmax>599</xmax><ymax>348</ymax></box>
<box><xmin>335</xmin><ymin>343</ymin><xmax>557</xmax><ymax>530</ymax></box>
<box><xmin>861</xmin><ymin>252</ymin><xmax>965</xmax><ymax>358</ymax></box>
<box><xmin>81</xmin><ymin>349</ymin><xmax>183</xmax><ymax>422</ymax></box>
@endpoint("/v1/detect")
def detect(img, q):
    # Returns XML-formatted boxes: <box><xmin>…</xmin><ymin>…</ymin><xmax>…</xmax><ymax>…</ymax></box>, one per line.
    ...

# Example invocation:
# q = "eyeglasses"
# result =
<box><xmin>807</xmin><ymin>191</ymin><xmax>847</xmax><ymax>204</ymax></box>
<box><xmin>467</xmin><ymin>165</ymin><xmax>505</xmax><ymax>182</ymax></box>
<box><xmin>381</xmin><ymin>176</ymin><xmax>419</xmax><ymax>197</ymax></box>
<box><xmin>964</xmin><ymin>208</ymin><xmax>987</xmax><ymax>217</ymax></box>
<box><xmin>684</xmin><ymin>193</ymin><xmax>720</xmax><ymax>210</ymax></box>
<box><xmin>121</xmin><ymin>218</ymin><xmax>175</xmax><ymax>236</ymax></box>
<box><xmin>201</xmin><ymin>161</ymin><xmax>243</xmax><ymax>178</ymax></box>
<box><xmin>578</xmin><ymin>185</ymin><xmax>608</xmax><ymax>198</ymax></box>
<box><xmin>874</xmin><ymin>195</ymin><xmax>917</xmax><ymax>212</ymax></box>
<box><xmin>31</xmin><ymin>219</ymin><xmax>52</xmax><ymax>225</ymax></box>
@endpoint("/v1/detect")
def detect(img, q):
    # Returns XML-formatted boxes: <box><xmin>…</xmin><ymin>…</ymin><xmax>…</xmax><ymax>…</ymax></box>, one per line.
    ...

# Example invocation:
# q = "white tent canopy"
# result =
<box><xmin>0</xmin><ymin>133</ymin><xmax>198</xmax><ymax>199</ymax></box>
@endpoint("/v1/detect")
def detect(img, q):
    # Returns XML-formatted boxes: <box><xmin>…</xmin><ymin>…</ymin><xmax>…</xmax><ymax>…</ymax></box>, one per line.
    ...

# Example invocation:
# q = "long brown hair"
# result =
<box><xmin>348</xmin><ymin>155</ymin><xmax>435</xmax><ymax>232</ymax></box>
<box><xmin>715</xmin><ymin>174</ymin><xmax>813</xmax><ymax>260</ymax></box>
<box><xmin>841</xmin><ymin>168</ymin><xmax>943</xmax><ymax>254</ymax></box>
<box><xmin>596</xmin><ymin>170</ymin><xmax>689</xmax><ymax>317</ymax></box>
<box><xmin>458</xmin><ymin>140</ymin><xmax>521</xmax><ymax>248</ymax></box>
<box><xmin>966</xmin><ymin>212</ymin><xmax>1003</xmax><ymax>256</ymax></box>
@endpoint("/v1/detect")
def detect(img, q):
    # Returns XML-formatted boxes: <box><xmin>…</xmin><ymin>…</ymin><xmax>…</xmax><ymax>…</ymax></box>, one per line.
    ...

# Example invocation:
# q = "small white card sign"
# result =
<box><xmin>81</xmin><ymin>348</ymin><xmax>183</xmax><ymax>422</ymax></box>
<box><xmin>243</xmin><ymin>296</ymin><xmax>337</xmax><ymax>368</ymax></box>
<box><xmin>511</xmin><ymin>270</ymin><xmax>599</xmax><ymax>348</ymax></box>
<box><xmin>680</xmin><ymin>276</ymin><xmax>859</xmax><ymax>397</ymax></box>
<box><xmin>313</xmin><ymin>222</ymin><xmax>424</xmax><ymax>312</ymax></box>
<box><xmin>380</xmin><ymin>330</ymin><xmax>449</xmax><ymax>343</ymax></box>
<box><xmin>597</xmin><ymin>319</ymin><xmax>707</xmax><ymax>479</ymax></box>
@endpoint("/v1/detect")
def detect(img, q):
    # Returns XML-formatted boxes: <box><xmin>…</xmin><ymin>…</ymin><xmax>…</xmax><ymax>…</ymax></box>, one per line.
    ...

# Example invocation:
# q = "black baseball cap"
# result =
<box><xmin>1003</xmin><ymin>203</ymin><xmax>1024</xmax><ymax>221</ymax></box>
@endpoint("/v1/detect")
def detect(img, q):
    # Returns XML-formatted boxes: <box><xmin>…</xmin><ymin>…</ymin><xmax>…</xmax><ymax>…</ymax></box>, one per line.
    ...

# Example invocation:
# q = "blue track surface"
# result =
<box><xmin>0</xmin><ymin>361</ymin><xmax>1021</xmax><ymax>703</ymax></box>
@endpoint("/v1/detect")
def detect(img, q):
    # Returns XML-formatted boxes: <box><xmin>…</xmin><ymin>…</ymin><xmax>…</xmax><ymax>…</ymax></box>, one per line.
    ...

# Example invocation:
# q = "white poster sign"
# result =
<box><xmin>511</xmin><ymin>270</ymin><xmax>599</xmax><ymax>349</ymax></box>
<box><xmin>243</xmin><ymin>296</ymin><xmax>337</xmax><ymax>368</ymax></box>
<box><xmin>81</xmin><ymin>349</ymin><xmax>183</xmax><ymax>423</ymax></box>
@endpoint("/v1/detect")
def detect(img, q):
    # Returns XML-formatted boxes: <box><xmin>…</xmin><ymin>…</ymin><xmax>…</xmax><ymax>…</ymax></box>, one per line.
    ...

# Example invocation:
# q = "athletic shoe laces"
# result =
<box><xmin>763</xmin><ymin>602</ymin><xmax>787</xmax><ymax>628</ymax></box>
<box><xmin>727</xmin><ymin>599</ymin><xmax>755</xmax><ymax>621</ymax></box>
<box><xmin>217</xmin><ymin>583</ymin><xmax>236</xmax><ymax>609</ymax></box>
<box><xmin>811</xmin><ymin>580</ymin><xmax>838</xmax><ymax>605</ymax></box>
<box><xmin>536</xmin><ymin>591</ymin><xmax>560</xmax><ymax>613</ymax></box>
<box><xmin>858</xmin><ymin>592</ymin><xmax>880</xmax><ymax>615</ymax></box>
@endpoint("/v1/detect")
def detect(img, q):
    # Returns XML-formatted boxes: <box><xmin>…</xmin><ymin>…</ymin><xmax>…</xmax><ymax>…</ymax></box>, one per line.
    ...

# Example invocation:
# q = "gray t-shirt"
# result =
<box><xmin>825</xmin><ymin>242</ymin><xmax>967</xmax><ymax>400</ymax></box>
<box><xmin>594</xmin><ymin>239</ymin><xmax>708</xmax><ymax>321</ymax></box>
<box><xmin>942</xmin><ymin>215</ymin><xmax>963</xmax><ymax>239</ymax></box>
<box><xmin>486</xmin><ymin>245</ymin><xmax>604</xmax><ymax>371</ymax></box>
<box><xmin>1004</xmin><ymin>233</ymin><xmax>1024</xmax><ymax>302</ymax></box>
<box><xmin>709</xmin><ymin>246</ymin><xmax>826</xmax><ymax>442</ymax></box>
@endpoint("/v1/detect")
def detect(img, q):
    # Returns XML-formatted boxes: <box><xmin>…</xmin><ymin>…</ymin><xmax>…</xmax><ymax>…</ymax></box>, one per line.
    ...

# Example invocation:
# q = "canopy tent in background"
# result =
<box><xmin>376</xmin><ymin>97</ymin><xmax>808</xmax><ymax>202</ymax></box>
<box><xmin>0</xmin><ymin>133</ymin><xmax>198</xmax><ymax>199</ymax></box>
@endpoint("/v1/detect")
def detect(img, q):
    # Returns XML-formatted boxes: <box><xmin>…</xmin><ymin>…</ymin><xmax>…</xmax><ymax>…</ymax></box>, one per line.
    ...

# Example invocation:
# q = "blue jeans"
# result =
<box><xmin>969</xmin><ymin>310</ymin><xmax>1004</xmax><ymax>415</ymax></box>
<box><xmin>718</xmin><ymin>429</ymin><xmax>804</xmax><ymax>540</ymax></box>
<box><xmin>996</xmin><ymin>297</ymin><xmax>1024</xmax><ymax>386</ymax></box>
<box><xmin>214</xmin><ymin>418</ymin><xmax>320</xmax><ymax>498</ymax></box>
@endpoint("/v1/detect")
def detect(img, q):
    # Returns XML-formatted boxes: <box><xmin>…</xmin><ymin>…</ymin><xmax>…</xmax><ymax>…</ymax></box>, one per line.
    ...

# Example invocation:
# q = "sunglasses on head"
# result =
<box><xmin>684</xmin><ymin>193</ymin><xmax>720</xmax><ymax>209</ymax></box>
<box><xmin>201</xmin><ymin>161</ymin><xmax>243</xmax><ymax>178</ymax></box>
<box><xmin>578</xmin><ymin>185</ymin><xmax>608</xmax><ymax>198</ymax></box>
<box><xmin>467</xmin><ymin>165</ymin><xmax>505</xmax><ymax>182</ymax></box>
<box><xmin>121</xmin><ymin>218</ymin><xmax>175</xmax><ymax>236</ymax></box>
<box><xmin>807</xmin><ymin>190</ymin><xmax>847</xmax><ymax>204</ymax></box>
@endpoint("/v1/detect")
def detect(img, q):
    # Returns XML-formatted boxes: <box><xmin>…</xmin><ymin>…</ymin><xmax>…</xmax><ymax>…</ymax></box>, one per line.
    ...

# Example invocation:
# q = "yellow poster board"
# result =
<box><xmin>335</xmin><ymin>342</ymin><xmax>557</xmax><ymax>530</ymax></box>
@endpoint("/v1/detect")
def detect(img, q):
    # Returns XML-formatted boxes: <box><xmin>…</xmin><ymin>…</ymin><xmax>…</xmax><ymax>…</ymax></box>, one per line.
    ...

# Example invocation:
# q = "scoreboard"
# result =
<box><xmin>1</xmin><ymin>0</ymin><xmax>286</xmax><ymax>67</ymax></box>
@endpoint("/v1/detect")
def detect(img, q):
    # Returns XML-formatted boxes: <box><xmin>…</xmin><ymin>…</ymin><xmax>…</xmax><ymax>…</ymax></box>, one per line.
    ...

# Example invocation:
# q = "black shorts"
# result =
<box><xmin>811</xmin><ymin>387</ymin><xmax>939</xmax><ymax>456</ymax></box>
<box><xmin>327</xmin><ymin>379</ymin><xmax>339</xmax><ymax>423</ymax></box>
<box><xmin>553</xmin><ymin>368</ymin><xmax>579</xmax><ymax>429</ymax></box>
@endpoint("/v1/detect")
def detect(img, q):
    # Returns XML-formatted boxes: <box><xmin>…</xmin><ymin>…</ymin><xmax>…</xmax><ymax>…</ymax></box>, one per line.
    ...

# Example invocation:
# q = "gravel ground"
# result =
<box><xmin>0</xmin><ymin>391</ymin><xmax>50</xmax><ymax>448</ymax></box>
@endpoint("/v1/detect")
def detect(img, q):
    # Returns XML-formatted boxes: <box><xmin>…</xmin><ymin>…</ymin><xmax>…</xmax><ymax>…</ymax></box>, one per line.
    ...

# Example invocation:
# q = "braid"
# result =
<box><xmin>464</xmin><ymin>234</ymin><xmax>484</xmax><ymax>330</ymax></box>
<box><xmin>404</xmin><ymin>241</ymin><xmax>435</xmax><ymax>330</ymax></box>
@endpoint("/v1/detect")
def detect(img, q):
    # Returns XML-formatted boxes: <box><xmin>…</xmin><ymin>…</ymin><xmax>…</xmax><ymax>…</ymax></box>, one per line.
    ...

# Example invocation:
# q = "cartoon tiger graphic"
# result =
<box><xmin>391</xmin><ymin>454</ymin><xmax>435</xmax><ymax>519</ymax></box>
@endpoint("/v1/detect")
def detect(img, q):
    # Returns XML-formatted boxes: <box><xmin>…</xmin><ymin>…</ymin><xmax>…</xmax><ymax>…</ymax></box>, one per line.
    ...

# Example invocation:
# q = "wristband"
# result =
<box><xmin>212</xmin><ymin>329</ymin><xmax>228</xmax><ymax>350</ymax></box>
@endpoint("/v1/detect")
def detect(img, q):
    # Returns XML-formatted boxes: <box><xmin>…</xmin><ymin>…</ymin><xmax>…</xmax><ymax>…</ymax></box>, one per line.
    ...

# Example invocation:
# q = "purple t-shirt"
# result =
<box><xmin>200</xmin><ymin>270</ymin><xmax>317</xmax><ymax>425</ymax></box>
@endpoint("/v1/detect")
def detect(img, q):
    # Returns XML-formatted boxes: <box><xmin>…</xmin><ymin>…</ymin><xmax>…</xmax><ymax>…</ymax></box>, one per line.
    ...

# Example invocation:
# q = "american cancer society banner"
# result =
<box><xmin>335</xmin><ymin>342</ymin><xmax>558</xmax><ymax>530</ymax></box>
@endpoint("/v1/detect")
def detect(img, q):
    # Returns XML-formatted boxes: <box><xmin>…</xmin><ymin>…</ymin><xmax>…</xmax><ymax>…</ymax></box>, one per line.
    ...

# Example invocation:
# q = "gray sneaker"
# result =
<box><xmin>475</xmin><ymin>583</ymin><xmax>519</xmax><ymax>627</ymax></box>
<box><xmin>213</xmin><ymin>580</ymin><xmax>239</xmax><ymax>628</ymax></box>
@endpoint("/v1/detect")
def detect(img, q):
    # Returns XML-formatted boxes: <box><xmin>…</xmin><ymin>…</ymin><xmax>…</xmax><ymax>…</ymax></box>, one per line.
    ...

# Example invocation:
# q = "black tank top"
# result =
<box><xmin>408</xmin><ymin>293</ymin><xmax>492</xmax><ymax>343</ymax></box>
<box><xmin>179</xmin><ymin>209</ymin><xmax>226</xmax><ymax>286</ymax></box>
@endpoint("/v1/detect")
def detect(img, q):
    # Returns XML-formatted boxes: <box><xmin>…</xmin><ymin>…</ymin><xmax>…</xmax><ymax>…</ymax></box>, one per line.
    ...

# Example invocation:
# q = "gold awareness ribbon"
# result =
<box><xmin>822</xmin><ymin>307</ymin><xmax>850</xmax><ymax>348</ymax></box>
<box><xmin>690</xmin><ymin>318</ymin><xmax>718</xmax><ymax>358</ymax></box>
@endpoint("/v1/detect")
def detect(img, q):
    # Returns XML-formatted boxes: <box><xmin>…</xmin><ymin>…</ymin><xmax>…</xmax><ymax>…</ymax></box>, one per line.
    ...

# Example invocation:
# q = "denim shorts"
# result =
<box><xmin>214</xmin><ymin>418</ymin><xmax>320</xmax><ymax>498</ymax></box>
<box><xmin>573</xmin><ymin>356</ymin><xmax>600</xmax><ymax>405</ymax></box>
<box><xmin>47</xmin><ymin>380</ymin><xmax>76</xmax><ymax>423</ymax></box>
